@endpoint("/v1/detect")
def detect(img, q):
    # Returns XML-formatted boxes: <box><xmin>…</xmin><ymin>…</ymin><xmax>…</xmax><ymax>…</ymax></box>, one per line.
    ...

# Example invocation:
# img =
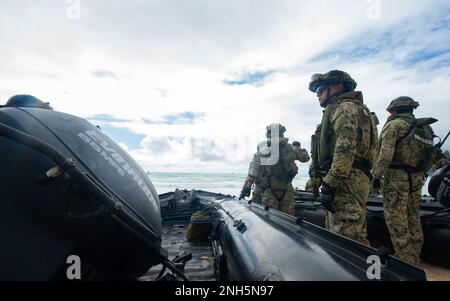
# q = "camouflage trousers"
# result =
<box><xmin>305</xmin><ymin>179</ymin><xmax>314</xmax><ymax>192</ymax></box>
<box><xmin>252</xmin><ymin>184</ymin><xmax>262</xmax><ymax>204</ymax></box>
<box><xmin>382</xmin><ymin>169</ymin><xmax>424</xmax><ymax>265</ymax></box>
<box><xmin>262</xmin><ymin>184</ymin><xmax>295</xmax><ymax>215</ymax></box>
<box><xmin>305</xmin><ymin>177</ymin><xmax>321</xmax><ymax>200</ymax></box>
<box><xmin>324</xmin><ymin>169</ymin><xmax>370</xmax><ymax>245</ymax></box>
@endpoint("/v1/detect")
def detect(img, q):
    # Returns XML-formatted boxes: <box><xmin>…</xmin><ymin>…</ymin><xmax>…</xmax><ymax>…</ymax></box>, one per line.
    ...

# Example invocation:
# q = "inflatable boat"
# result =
<box><xmin>153</xmin><ymin>189</ymin><xmax>427</xmax><ymax>281</ymax></box>
<box><xmin>0</xmin><ymin>107</ymin><xmax>427</xmax><ymax>281</ymax></box>
<box><xmin>0</xmin><ymin>107</ymin><xmax>169</xmax><ymax>280</ymax></box>
<box><xmin>295</xmin><ymin>190</ymin><xmax>450</xmax><ymax>267</ymax></box>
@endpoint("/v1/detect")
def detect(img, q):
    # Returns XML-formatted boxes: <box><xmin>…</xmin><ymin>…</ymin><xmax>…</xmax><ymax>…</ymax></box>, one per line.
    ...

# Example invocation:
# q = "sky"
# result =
<box><xmin>0</xmin><ymin>0</ymin><xmax>449</xmax><ymax>173</ymax></box>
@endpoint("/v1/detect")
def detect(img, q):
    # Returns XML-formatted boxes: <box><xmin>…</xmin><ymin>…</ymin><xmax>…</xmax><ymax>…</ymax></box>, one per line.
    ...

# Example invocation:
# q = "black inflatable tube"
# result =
<box><xmin>205</xmin><ymin>197</ymin><xmax>426</xmax><ymax>281</ymax></box>
<box><xmin>0</xmin><ymin>121</ymin><xmax>163</xmax><ymax>257</ymax></box>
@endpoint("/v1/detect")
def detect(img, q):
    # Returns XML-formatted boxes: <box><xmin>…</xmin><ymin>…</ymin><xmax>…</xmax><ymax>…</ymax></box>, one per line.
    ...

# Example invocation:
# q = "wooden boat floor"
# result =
<box><xmin>140</xmin><ymin>225</ymin><xmax>216</xmax><ymax>281</ymax></box>
<box><xmin>421</xmin><ymin>263</ymin><xmax>450</xmax><ymax>281</ymax></box>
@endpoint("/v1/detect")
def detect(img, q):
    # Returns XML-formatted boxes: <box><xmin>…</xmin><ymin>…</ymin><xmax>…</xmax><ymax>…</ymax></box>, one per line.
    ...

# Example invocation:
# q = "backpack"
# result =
<box><xmin>260</xmin><ymin>141</ymin><xmax>298</xmax><ymax>190</ymax></box>
<box><xmin>396</xmin><ymin>117</ymin><xmax>437</xmax><ymax>172</ymax></box>
<box><xmin>186</xmin><ymin>209</ymin><xmax>212</xmax><ymax>242</ymax></box>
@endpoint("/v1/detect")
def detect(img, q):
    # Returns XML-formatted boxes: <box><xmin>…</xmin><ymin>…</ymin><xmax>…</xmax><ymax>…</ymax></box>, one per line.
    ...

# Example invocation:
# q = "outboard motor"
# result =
<box><xmin>0</xmin><ymin>107</ymin><xmax>179</xmax><ymax>280</ymax></box>
<box><xmin>429</xmin><ymin>164</ymin><xmax>450</xmax><ymax>208</ymax></box>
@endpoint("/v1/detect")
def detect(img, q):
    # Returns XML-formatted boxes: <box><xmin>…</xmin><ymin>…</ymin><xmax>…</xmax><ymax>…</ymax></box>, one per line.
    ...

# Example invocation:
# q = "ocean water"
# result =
<box><xmin>149</xmin><ymin>172</ymin><xmax>431</xmax><ymax>197</ymax></box>
<box><xmin>149</xmin><ymin>172</ymin><xmax>310</xmax><ymax>197</ymax></box>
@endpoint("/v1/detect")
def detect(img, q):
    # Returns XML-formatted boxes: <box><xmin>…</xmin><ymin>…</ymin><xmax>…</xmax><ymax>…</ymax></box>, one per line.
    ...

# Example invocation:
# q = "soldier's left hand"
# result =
<box><xmin>372</xmin><ymin>178</ymin><xmax>381</xmax><ymax>190</ymax></box>
<box><xmin>239</xmin><ymin>186</ymin><xmax>251</xmax><ymax>199</ymax></box>
<box><xmin>434</xmin><ymin>149</ymin><xmax>443</xmax><ymax>161</ymax></box>
<box><xmin>320</xmin><ymin>183</ymin><xmax>336</xmax><ymax>214</ymax></box>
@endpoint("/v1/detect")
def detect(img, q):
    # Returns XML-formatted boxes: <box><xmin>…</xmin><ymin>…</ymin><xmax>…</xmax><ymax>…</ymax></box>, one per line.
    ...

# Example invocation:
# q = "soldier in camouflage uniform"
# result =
<box><xmin>373</xmin><ymin>97</ymin><xmax>437</xmax><ymax>264</ymax></box>
<box><xmin>240</xmin><ymin>152</ymin><xmax>263</xmax><ymax>203</ymax></box>
<box><xmin>306</xmin><ymin>124</ymin><xmax>322</xmax><ymax>199</ymax></box>
<box><xmin>308</xmin><ymin>70</ymin><xmax>378</xmax><ymax>245</ymax></box>
<box><xmin>431</xmin><ymin>150</ymin><xmax>450</xmax><ymax>172</ymax></box>
<box><xmin>256</xmin><ymin>123</ymin><xmax>310</xmax><ymax>215</ymax></box>
<box><xmin>369</xmin><ymin>112</ymin><xmax>382</xmax><ymax>195</ymax></box>
<box><xmin>304</xmin><ymin>178</ymin><xmax>315</xmax><ymax>192</ymax></box>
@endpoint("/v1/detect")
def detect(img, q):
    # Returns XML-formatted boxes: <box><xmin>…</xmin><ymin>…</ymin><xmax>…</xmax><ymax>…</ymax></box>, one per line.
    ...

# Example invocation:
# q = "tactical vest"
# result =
<box><xmin>260</xmin><ymin>141</ymin><xmax>298</xmax><ymax>191</ymax></box>
<box><xmin>318</xmin><ymin>92</ymin><xmax>377</xmax><ymax>178</ymax></box>
<box><xmin>248</xmin><ymin>153</ymin><xmax>261</xmax><ymax>181</ymax></box>
<box><xmin>309</xmin><ymin>124</ymin><xmax>321</xmax><ymax>178</ymax></box>
<box><xmin>389</xmin><ymin>115</ymin><xmax>437</xmax><ymax>172</ymax></box>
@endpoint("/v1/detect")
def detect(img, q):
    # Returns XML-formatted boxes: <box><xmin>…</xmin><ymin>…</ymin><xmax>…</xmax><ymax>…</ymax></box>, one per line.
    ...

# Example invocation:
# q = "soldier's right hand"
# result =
<box><xmin>434</xmin><ymin>149</ymin><xmax>444</xmax><ymax>161</ymax></box>
<box><xmin>239</xmin><ymin>186</ymin><xmax>251</xmax><ymax>200</ymax></box>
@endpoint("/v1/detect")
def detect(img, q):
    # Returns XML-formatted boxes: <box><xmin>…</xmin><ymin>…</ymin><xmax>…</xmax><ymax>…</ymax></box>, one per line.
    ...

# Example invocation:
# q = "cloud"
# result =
<box><xmin>307</xmin><ymin>8</ymin><xmax>450</xmax><ymax>74</ymax></box>
<box><xmin>142</xmin><ymin>111</ymin><xmax>206</xmax><ymax>125</ymax></box>
<box><xmin>156</xmin><ymin>88</ymin><xmax>168</xmax><ymax>98</ymax></box>
<box><xmin>1</xmin><ymin>0</ymin><xmax>449</xmax><ymax>173</ymax></box>
<box><xmin>87</xmin><ymin>114</ymin><xmax>132</xmax><ymax>123</ymax></box>
<box><xmin>92</xmin><ymin>70</ymin><xmax>119</xmax><ymax>80</ymax></box>
<box><xmin>162</xmin><ymin>111</ymin><xmax>205</xmax><ymax>125</ymax></box>
<box><xmin>118</xmin><ymin>142</ymin><xmax>129</xmax><ymax>151</ymax></box>
<box><xmin>142</xmin><ymin>137</ymin><xmax>172</xmax><ymax>154</ymax></box>
<box><xmin>96</xmin><ymin>124</ymin><xmax>146</xmax><ymax>150</ymax></box>
<box><xmin>223</xmin><ymin>70</ymin><xmax>278</xmax><ymax>87</ymax></box>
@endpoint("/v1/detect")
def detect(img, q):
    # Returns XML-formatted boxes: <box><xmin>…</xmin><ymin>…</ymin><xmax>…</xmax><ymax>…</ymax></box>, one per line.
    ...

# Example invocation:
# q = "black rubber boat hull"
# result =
<box><xmin>161</xmin><ymin>190</ymin><xmax>427</xmax><ymax>281</ymax></box>
<box><xmin>0</xmin><ymin>107</ymin><xmax>162</xmax><ymax>280</ymax></box>
<box><xmin>295</xmin><ymin>191</ymin><xmax>450</xmax><ymax>267</ymax></box>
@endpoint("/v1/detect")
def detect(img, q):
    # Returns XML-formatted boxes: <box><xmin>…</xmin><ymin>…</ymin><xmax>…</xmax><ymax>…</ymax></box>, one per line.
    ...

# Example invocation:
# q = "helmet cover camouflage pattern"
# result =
<box><xmin>309</xmin><ymin>70</ymin><xmax>357</xmax><ymax>93</ymax></box>
<box><xmin>386</xmin><ymin>96</ymin><xmax>419</xmax><ymax>112</ymax></box>
<box><xmin>266</xmin><ymin>123</ymin><xmax>286</xmax><ymax>138</ymax></box>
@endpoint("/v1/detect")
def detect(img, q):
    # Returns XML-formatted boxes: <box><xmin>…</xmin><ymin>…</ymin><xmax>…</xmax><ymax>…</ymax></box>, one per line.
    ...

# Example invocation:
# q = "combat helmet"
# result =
<box><xmin>3</xmin><ymin>94</ymin><xmax>53</xmax><ymax>110</ymax></box>
<box><xmin>266</xmin><ymin>123</ymin><xmax>286</xmax><ymax>138</ymax></box>
<box><xmin>386</xmin><ymin>96</ymin><xmax>419</xmax><ymax>113</ymax></box>
<box><xmin>309</xmin><ymin>70</ymin><xmax>357</xmax><ymax>93</ymax></box>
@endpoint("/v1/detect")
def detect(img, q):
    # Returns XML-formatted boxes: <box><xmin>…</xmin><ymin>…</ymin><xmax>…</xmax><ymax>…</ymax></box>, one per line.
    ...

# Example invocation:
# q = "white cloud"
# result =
<box><xmin>118</xmin><ymin>142</ymin><xmax>129</xmax><ymax>151</ymax></box>
<box><xmin>1</xmin><ymin>0</ymin><xmax>449</xmax><ymax>172</ymax></box>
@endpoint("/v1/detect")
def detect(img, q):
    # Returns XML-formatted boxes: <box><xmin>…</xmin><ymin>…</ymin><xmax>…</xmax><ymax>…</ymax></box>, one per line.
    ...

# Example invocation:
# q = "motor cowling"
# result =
<box><xmin>0</xmin><ymin>107</ymin><xmax>162</xmax><ymax>280</ymax></box>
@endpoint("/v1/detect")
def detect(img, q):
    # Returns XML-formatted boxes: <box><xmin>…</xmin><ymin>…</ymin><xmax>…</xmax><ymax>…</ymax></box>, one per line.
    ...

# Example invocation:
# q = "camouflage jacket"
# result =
<box><xmin>308</xmin><ymin>124</ymin><xmax>321</xmax><ymax>179</ymax></box>
<box><xmin>246</xmin><ymin>152</ymin><xmax>262</xmax><ymax>183</ymax></box>
<box><xmin>319</xmin><ymin>91</ymin><xmax>378</xmax><ymax>188</ymax></box>
<box><xmin>373</xmin><ymin>113</ymin><xmax>414</xmax><ymax>179</ymax></box>
<box><xmin>291</xmin><ymin>140</ymin><xmax>311</xmax><ymax>163</ymax></box>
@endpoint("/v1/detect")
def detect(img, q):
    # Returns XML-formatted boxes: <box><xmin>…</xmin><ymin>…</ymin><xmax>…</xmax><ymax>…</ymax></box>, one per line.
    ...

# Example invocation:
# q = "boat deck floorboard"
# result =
<box><xmin>422</xmin><ymin>263</ymin><xmax>450</xmax><ymax>281</ymax></box>
<box><xmin>140</xmin><ymin>225</ymin><xmax>216</xmax><ymax>281</ymax></box>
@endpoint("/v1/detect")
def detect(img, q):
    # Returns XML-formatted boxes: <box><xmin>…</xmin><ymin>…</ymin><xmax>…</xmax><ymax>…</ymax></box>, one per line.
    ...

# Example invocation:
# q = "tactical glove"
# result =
<box><xmin>239</xmin><ymin>186</ymin><xmax>251</xmax><ymax>200</ymax></box>
<box><xmin>372</xmin><ymin>178</ymin><xmax>381</xmax><ymax>190</ymax></box>
<box><xmin>434</xmin><ymin>149</ymin><xmax>443</xmax><ymax>161</ymax></box>
<box><xmin>320</xmin><ymin>182</ymin><xmax>336</xmax><ymax>213</ymax></box>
